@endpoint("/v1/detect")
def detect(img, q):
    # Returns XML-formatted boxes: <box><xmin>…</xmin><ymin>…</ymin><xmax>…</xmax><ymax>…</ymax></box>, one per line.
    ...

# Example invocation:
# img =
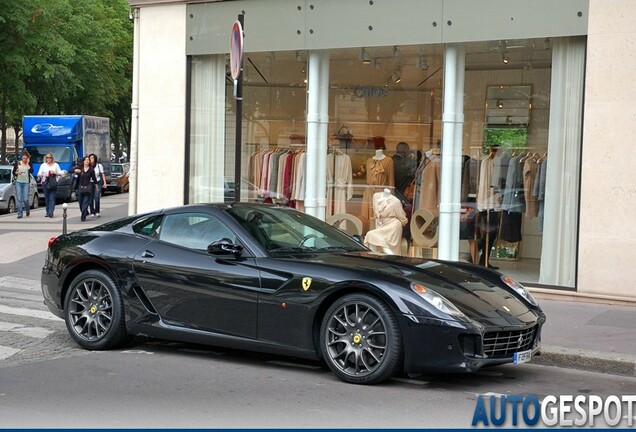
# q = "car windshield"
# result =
<box><xmin>111</xmin><ymin>165</ymin><xmax>124</xmax><ymax>174</ymax></box>
<box><xmin>226</xmin><ymin>205</ymin><xmax>367</xmax><ymax>255</ymax></box>
<box><xmin>0</xmin><ymin>168</ymin><xmax>11</xmax><ymax>184</ymax></box>
<box><xmin>27</xmin><ymin>146</ymin><xmax>72</xmax><ymax>163</ymax></box>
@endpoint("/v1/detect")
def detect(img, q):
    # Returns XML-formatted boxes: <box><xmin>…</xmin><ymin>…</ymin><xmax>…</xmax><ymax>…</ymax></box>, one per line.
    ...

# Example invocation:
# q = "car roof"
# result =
<box><xmin>159</xmin><ymin>202</ymin><xmax>290</xmax><ymax>214</ymax></box>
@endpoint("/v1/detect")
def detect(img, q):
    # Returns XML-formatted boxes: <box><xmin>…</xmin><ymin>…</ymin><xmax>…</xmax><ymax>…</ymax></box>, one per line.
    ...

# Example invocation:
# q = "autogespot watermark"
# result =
<box><xmin>471</xmin><ymin>394</ymin><xmax>636</xmax><ymax>427</ymax></box>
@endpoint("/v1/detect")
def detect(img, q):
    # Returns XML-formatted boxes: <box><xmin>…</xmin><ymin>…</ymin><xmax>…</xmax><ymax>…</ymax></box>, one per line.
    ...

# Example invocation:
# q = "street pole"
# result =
<box><xmin>233</xmin><ymin>13</ymin><xmax>244</xmax><ymax>202</ymax></box>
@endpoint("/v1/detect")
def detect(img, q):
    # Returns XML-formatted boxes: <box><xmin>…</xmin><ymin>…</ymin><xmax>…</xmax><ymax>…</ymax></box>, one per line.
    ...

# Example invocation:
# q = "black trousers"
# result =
<box><xmin>476</xmin><ymin>210</ymin><xmax>500</xmax><ymax>266</ymax></box>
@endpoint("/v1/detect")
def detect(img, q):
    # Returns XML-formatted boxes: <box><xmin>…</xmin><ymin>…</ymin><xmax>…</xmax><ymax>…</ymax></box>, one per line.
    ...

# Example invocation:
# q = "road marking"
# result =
<box><xmin>0</xmin><ymin>321</ymin><xmax>25</xmax><ymax>331</ymax></box>
<box><xmin>0</xmin><ymin>276</ymin><xmax>41</xmax><ymax>292</ymax></box>
<box><xmin>0</xmin><ymin>305</ymin><xmax>61</xmax><ymax>321</ymax></box>
<box><xmin>0</xmin><ymin>321</ymin><xmax>54</xmax><ymax>339</ymax></box>
<box><xmin>0</xmin><ymin>345</ymin><xmax>21</xmax><ymax>360</ymax></box>
<box><xmin>11</xmin><ymin>326</ymin><xmax>55</xmax><ymax>339</ymax></box>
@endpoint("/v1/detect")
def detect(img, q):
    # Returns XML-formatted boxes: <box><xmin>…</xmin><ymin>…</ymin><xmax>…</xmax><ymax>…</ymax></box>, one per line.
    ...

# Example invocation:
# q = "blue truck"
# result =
<box><xmin>22</xmin><ymin>115</ymin><xmax>110</xmax><ymax>203</ymax></box>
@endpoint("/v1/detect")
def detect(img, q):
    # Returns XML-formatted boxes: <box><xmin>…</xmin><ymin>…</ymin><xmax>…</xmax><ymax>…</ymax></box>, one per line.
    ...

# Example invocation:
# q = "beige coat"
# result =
<box><xmin>364</xmin><ymin>193</ymin><xmax>408</xmax><ymax>255</ymax></box>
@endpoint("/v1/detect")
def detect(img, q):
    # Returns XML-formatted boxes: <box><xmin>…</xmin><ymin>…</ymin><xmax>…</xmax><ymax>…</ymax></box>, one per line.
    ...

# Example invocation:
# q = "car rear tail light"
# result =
<box><xmin>48</xmin><ymin>236</ymin><xmax>58</xmax><ymax>248</ymax></box>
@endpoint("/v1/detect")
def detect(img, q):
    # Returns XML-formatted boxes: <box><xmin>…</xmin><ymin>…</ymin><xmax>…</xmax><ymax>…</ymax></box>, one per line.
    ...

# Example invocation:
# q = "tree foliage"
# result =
<box><xmin>0</xmin><ymin>0</ymin><xmax>132</xmax><ymax>160</ymax></box>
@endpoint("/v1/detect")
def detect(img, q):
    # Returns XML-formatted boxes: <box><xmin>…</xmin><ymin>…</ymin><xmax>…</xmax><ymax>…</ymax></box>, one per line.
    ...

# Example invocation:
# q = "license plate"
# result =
<box><xmin>513</xmin><ymin>349</ymin><xmax>532</xmax><ymax>364</ymax></box>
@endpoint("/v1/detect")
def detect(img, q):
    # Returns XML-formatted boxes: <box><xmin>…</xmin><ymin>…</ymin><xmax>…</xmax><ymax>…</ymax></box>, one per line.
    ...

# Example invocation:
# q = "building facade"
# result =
<box><xmin>126</xmin><ymin>0</ymin><xmax>636</xmax><ymax>301</ymax></box>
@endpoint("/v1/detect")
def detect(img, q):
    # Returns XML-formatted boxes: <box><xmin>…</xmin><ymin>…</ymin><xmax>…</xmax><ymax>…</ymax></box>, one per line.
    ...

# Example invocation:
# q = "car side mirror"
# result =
<box><xmin>352</xmin><ymin>234</ymin><xmax>364</xmax><ymax>244</ymax></box>
<box><xmin>207</xmin><ymin>238</ymin><xmax>243</xmax><ymax>256</ymax></box>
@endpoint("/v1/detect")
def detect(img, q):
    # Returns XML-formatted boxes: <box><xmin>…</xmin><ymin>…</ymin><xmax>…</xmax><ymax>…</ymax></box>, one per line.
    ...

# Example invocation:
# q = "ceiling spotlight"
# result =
<box><xmin>497</xmin><ymin>100</ymin><xmax>503</xmax><ymax>109</ymax></box>
<box><xmin>502</xmin><ymin>54</ymin><xmax>510</xmax><ymax>64</ymax></box>
<box><xmin>393</xmin><ymin>46</ymin><xmax>401</xmax><ymax>58</ymax></box>
<box><xmin>360</xmin><ymin>48</ymin><xmax>371</xmax><ymax>65</ymax></box>
<box><xmin>543</xmin><ymin>38</ymin><xmax>551</xmax><ymax>50</ymax></box>
<box><xmin>295</xmin><ymin>50</ymin><xmax>304</xmax><ymax>62</ymax></box>
<box><xmin>418</xmin><ymin>56</ymin><xmax>429</xmax><ymax>70</ymax></box>
<box><xmin>393</xmin><ymin>68</ymin><xmax>402</xmax><ymax>84</ymax></box>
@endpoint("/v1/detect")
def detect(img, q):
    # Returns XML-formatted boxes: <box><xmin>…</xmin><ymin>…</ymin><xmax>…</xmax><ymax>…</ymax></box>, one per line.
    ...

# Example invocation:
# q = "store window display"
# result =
<box><xmin>392</xmin><ymin>142</ymin><xmax>417</xmax><ymax>196</ymax></box>
<box><xmin>364</xmin><ymin>188</ymin><xmax>408</xmax><ymax>255</ymax></box>
<box><xmin>359</xmin><ymin>136</ymin><xmax>394</xmax><ymax>229</ymax></box>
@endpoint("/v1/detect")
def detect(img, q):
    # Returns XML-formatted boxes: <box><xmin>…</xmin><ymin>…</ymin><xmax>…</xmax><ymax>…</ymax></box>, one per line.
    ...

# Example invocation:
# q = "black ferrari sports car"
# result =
<box><xmin>42</xmin><ymin>203</ymin><xmax>545</xmax><ymax>384</ymax></box>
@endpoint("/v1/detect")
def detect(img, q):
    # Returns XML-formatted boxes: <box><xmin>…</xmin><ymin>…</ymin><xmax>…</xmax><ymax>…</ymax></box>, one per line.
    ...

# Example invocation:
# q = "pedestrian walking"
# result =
<box><xmin>37</xmin><ymin>152</ymin><xmax>62</xmax><ymax>218</ymax></box>
<box><xmin>12</xmin><ymin>151</ymin><xmax>33</xmax><ymax>219</ymax></box>
<box><xmin>75</xmin><ymin>156</ymin><xmax>97</xmax><ymax>222</ymax></box>
<box><xmin>88</xmin><ymin>153</ymin><xmax>107</xmax><ymax>218</ymax></box>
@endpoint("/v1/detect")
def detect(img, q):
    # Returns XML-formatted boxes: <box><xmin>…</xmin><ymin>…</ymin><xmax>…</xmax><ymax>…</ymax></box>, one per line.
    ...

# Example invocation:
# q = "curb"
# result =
<box><xmin>532</xmin><ymin>344</ymin><xmax>636</xmax><ymax>377</ymax></box>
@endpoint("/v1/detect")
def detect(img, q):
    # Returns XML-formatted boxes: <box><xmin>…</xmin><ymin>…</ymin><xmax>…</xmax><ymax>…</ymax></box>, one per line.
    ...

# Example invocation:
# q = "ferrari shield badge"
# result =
<box><xmin>302</xmin><ymin>277</ymin><xmax>312</xmax><ymax>291</ymax></box>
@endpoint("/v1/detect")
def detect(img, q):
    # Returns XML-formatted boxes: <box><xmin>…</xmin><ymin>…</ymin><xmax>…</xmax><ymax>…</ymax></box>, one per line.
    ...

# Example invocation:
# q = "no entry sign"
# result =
<box><xmin>230</xmin><ymin>20</ymin><xmax>243</xmax><ymax>80</ymax></box>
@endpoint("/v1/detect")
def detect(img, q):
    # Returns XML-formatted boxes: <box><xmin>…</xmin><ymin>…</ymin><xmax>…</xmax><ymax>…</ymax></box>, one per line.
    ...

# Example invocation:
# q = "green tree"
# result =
<box><xmin>0</xmin><ymin>0</ymin><xmax>132</xmax><ymax>161</ymax></box>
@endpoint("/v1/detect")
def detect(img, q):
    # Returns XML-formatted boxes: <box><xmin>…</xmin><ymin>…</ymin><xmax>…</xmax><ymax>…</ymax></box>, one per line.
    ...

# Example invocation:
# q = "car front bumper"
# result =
<box><xmin>399</xmin><ymin>312</ymin><xmax>544</xmax><ymax>374</ymax></box>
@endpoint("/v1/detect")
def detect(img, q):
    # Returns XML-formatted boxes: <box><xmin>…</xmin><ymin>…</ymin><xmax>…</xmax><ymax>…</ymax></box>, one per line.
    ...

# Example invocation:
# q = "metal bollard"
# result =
<box><xmin>62</xmin><ymin>203</ymin><xmax>68</xmax><ymax>235</ymax></box>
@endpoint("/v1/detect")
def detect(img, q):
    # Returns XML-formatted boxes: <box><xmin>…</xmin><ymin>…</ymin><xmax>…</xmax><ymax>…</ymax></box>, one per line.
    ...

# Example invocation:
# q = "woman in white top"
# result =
<box><xmin>89</xmin><ymin>153</ymin><xmax>107</xmax><ymax>217</ymax></box>
<box><xmin>37</xmin><ymin>152</ymin><xmax>62</xmax><ymax>218</ymax></box>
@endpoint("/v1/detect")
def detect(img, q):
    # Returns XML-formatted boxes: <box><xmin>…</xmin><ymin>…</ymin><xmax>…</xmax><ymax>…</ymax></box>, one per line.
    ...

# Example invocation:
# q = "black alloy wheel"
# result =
<box><xmin>320</xmin><ymin>294</ymin><xmax>402</xmax><ymax>384</ymax></box>
<box><xmin>64</xmin><ymin>270</ymin><xmax>128</xmax><ymax>350</ymax></box>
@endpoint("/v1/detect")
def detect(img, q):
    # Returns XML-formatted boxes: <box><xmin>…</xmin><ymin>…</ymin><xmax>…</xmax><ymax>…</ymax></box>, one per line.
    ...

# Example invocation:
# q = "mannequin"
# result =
<box><xmin>374</xmin><ymin>148</ymin><xmax>386</xmax><ymax>160</ymax></box>
<box><xmin>360</xmin><ymin>136</ymin><xmax>394</xmax><ymax>229</ymax></box>
<box><xmin>364</xmin><ymin>188</ymin><xmax>408</xmax><ymax>255</ymax></box>
<box><xmin>476</xmin><ymin>145</ymin><xmax>502</xmax><ymax>269</ymax></box>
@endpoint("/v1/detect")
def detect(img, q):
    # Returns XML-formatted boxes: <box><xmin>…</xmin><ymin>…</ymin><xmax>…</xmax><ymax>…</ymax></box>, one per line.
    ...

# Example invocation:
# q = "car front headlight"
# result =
<box><xmin>410</xmin><ymin>282</ymin><xmax>465</xmax><ymax>318</ymax></box>
<box><xmin>501</xmin><ymin>275</ymin><xmax>538</xmax><ymax>306</ymax></box>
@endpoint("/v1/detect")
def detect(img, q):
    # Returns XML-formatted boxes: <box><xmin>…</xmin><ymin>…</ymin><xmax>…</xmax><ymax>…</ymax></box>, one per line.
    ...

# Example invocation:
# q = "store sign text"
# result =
<box><xmin>354</xmin><ymin>86</ymin><xmax>388</xmax><ymax>98</ymax></box>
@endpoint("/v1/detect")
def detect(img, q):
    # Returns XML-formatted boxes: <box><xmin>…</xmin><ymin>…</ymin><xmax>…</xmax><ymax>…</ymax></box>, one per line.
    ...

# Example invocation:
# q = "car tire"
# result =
<box><xmin>64</xmin><ymin>270</ymin><xmax>128</xmax><ymax>350</ymax></box>
<box><xmin>7</xmin><ymin>197</ymin><xmax>16</xmax><ymax>213</ymax></box>
<box><xmin>319</xmin><ymin>293</ymin><xmax>403</xmax><ymax>385</ymax></box>
<box><xmin>31</xmin><ymin>193</ymin><xmax>39</xmax><ymax>209</ymax></box>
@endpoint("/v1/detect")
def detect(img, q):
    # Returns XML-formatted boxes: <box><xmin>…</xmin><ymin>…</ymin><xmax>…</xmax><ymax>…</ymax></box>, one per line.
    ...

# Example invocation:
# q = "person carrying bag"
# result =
<box><xmin>75</xmin><ymin>156</ymin><xmax>97</xmax><ymax>222</ymax></box>
<box><xmin>37</xmin><ymin>152</ymin><xmax>62</xmax><ymax>218</ymax></box>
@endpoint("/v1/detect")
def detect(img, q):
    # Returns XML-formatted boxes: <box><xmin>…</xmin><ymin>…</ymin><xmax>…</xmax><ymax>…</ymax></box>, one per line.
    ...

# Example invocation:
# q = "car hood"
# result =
<box><xmin>276</xmin><ymin>251</ymin><xmax>536</xmax><ymax>324</ymax></box>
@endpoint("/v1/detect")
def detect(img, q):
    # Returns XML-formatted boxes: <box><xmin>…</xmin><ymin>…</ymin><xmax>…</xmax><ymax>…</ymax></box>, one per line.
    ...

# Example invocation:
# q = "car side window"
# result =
<box><xmin>159</xmin><ymin>213</ymin><xmax>236</xmax><ymax>251</ymax></box>
<box><xmin>133</xmin><ymin>215</ymin><xmax>163</xmax><ymax>239</ymax></box>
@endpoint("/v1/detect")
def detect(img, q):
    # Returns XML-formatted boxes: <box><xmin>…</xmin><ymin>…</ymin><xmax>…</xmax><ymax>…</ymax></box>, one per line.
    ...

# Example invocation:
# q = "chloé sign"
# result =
<box><xmin>354</xmin><ymin>86</ymin><xmax>388</xmax><ymax>98</ymax></box>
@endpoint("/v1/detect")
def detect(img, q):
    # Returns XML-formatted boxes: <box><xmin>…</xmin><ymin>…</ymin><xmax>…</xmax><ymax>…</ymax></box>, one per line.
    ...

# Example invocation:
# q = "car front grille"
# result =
<box><xmin>482</xmin><ymin>325</ymin><xmax>537</xmax><ymax>358</ymax></box>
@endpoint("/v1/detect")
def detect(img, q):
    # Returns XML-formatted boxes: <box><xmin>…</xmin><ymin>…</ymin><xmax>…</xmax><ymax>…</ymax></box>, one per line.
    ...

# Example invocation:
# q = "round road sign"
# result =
<box><xmin>230</xmin><ymin>20</ymin><xmax>243</xmax><ymax>80</ymax></box>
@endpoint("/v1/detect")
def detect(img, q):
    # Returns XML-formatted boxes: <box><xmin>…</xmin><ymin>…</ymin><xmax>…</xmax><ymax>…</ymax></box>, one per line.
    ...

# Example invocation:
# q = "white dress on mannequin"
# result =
<box><xmin>364</xmin><ymin>189</ymin><xmax>408</xmax><ymax>255</ymax></box>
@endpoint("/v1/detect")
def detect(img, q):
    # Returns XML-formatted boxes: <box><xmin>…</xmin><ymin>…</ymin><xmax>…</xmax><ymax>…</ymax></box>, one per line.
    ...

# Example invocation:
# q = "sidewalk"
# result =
<box><xmin>0</xmin><ymin>194</ymin><xmax>635</xmax><ymax>377</ymax></box>
<box><xmin>530</xmin><ymin>294</ymin><xmax>636</xmax><ymax>376</ymax></box>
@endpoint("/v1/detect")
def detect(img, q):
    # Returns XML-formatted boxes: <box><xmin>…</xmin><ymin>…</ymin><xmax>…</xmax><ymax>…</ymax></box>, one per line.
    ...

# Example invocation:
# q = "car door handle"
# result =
<box><xmin>141</xmin><ymin>250</ymin><xmax>155</xmax><ymax>258</ymax></box>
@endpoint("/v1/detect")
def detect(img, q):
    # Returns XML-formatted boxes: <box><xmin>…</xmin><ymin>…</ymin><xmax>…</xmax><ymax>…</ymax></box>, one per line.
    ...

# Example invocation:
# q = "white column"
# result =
<box><xmin>305</xmin><ymin>50</ymin><xmax>330</xmax><ymax>220</ymax></box>
<box><xmin>128</xmin><ymin>7</ymin><xmax>140</xmax><ymax>216</ymax></box>
<box><xmin>438</xmin><ymin>44</ymin><xmax>465</xmax><ymax>261</ymax></box>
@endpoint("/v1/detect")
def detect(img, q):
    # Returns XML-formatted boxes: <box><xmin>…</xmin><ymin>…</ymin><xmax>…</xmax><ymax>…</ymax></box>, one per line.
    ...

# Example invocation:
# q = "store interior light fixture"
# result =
<box><xmin>497</xmin><ymin>100</ymin><xmax>504</xmax><ymax>109</ymax></box>
<box><xmin>418</xmin><ymin>55</ymin><xmax>429</xmax><ymax>70</ymax></box>
<box><xmin>501</xmin><ymin>53</ymin><xmax>510</xmax><ymax>64</ymax></box>
<box><xmin>393</xmin><ymin>67</ymin><xmax>402</xmax><ymax>84</ymax></box>
<box><xmin>360</xmin><ymin>47</ymin><xmax>371</xmax><ymax>65</ymax></box>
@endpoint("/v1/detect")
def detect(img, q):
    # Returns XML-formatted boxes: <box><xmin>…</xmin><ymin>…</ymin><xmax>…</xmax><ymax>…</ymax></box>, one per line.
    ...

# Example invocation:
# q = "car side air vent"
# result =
<box><xmin>132</xmin><ymin>286</ymin><xmax>158</xmax><ymax>314</ymax></box>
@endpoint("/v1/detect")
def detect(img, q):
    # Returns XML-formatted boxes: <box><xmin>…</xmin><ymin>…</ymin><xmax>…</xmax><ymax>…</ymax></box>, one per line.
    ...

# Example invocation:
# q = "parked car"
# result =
<box><xmin>0</xmin><ymin>164</ymin><xmax>39</xmax><ymax>213</ymax></box>
<box><xmin>106</xmin><ymin>162</ymin><xmax>130</xmax><ymax>193</ymax></box>
<box><xmin>42</xmin><ymin>203</ymin><xmax>544</xmax><ymax>385</ymax></box>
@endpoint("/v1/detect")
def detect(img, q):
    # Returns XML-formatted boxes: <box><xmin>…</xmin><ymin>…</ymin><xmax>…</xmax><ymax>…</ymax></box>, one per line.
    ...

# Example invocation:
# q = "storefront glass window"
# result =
<box><xmin>190</xmin><ymin>37</ymin><xmax>584</xmax><ymax>289</ymax></box>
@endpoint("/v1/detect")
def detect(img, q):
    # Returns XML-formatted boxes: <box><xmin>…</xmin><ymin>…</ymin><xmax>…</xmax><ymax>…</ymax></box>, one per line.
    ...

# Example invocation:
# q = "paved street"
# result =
<box><xmin>0</xmin><ymin>193</ymin><xmax>635</xmax><ymax>427</ymax></box>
